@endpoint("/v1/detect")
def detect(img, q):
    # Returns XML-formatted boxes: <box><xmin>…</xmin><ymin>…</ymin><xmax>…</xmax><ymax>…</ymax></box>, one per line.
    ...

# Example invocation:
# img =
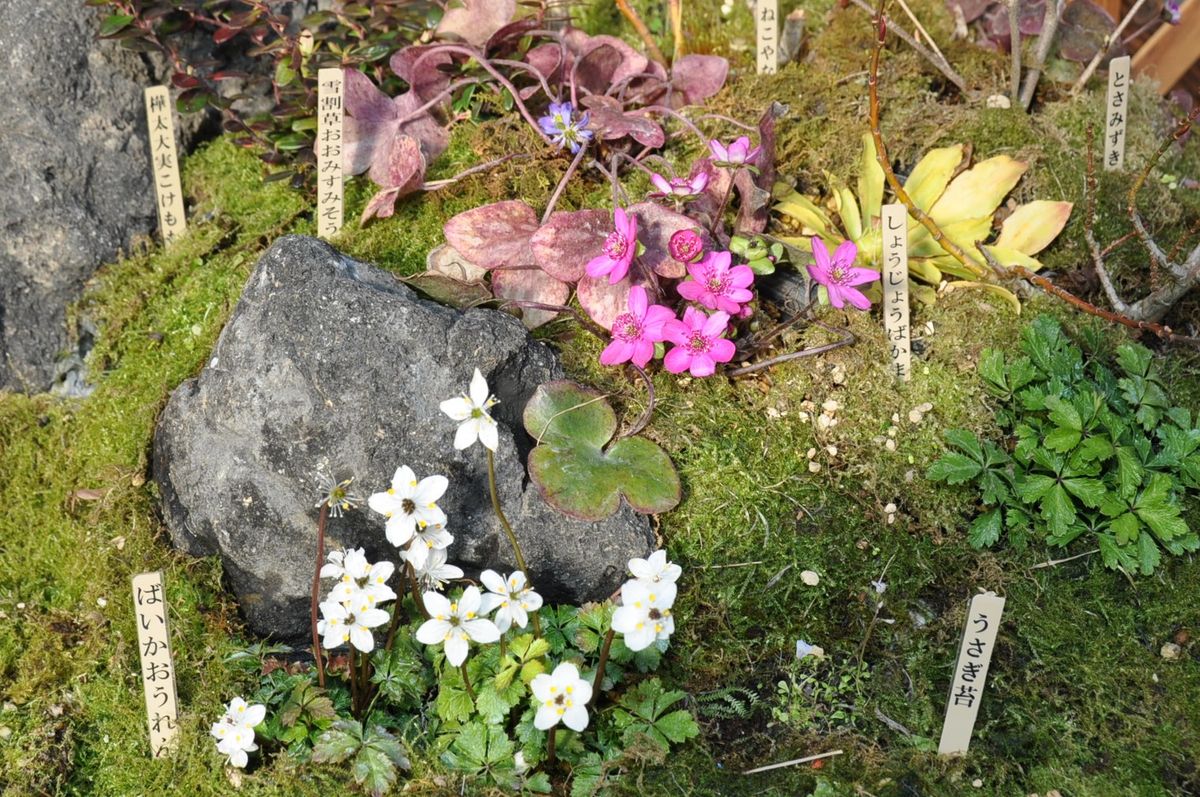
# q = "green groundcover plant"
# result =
<box><xmin>928</xmin><ymin>315</ymin><xmax>1200</xmax><ymax>574</ymax></box>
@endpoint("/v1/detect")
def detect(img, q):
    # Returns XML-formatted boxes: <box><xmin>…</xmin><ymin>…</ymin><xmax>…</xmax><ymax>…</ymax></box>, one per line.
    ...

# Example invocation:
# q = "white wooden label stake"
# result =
<box><xmin>133</xmin><ymin>571</ymin><xmax>180</xmax><ymax>757</ymax></box>
<box><xmin>1104</xmin><ymin>55</ymin><xmax>1131</xmax><ymax>172</ymax></box>
<box><xmin>317</xmin><ymin>68</ymin><xmax>345</xmax><ymax>238</ymax></box>
<box><xmin>938</xmin><ymin>591</ymin><xmax>1005</xmax><ymax>755</ymax></box>
<box><xmin>143</xmin><ymin>87</ymin><xmax>187</xmax><ymax>242</ymax></box>
<box><xmin>881</xmin><ymin>203</ymin><xmax>911</xmax><ymax>382</ymax></box>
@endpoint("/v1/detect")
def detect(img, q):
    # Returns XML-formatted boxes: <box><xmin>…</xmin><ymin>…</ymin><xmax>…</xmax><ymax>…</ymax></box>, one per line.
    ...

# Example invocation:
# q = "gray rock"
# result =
<box><xmin>153</xmin><ymin>235</ymin><xmax>654</xmax><ymax>641</ymax></box>
<box><xmin>0</xmin><ymin>0</ymin><xmax>207</xmax><ymax>393</ymax></box>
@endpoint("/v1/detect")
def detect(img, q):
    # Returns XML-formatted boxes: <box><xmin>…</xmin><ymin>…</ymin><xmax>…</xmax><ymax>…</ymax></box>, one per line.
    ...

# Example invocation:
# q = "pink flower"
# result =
<box><xmin>668</xmin><ymin>229</ymin><xmax>705</xmax><ymax>263</ymax></box>
<box><xmin>808</xmin><ymin>237</ymin><xmax>879</xmax><ymax>311</ymax></box>
<box><xmin>600</xmin><ymin>286</ymin><xmax>675</xmax><ymax>368</ymax></box>
<box><xmin>586</xmin><ymin>207</ymin><xmax>639</xmax><ymax>284</ymax></box>
<box><xmin>709</xmin><ymin>136</ymin><xmax>761</xmax><ymax>167</ymax></box>
<box><xmin>663</xmin><ymin>307</ymin><xmax>735</xmax><ymax>377</ymax></box>
<box><xmin>649</xmin><ymin>170</ymin><xmax>709</xmax><ymax>200</ymax></box>
<box><xmin>676</xmin><ymin>251</ymin><xmax>755</xmax><ymax>314</ymax></box>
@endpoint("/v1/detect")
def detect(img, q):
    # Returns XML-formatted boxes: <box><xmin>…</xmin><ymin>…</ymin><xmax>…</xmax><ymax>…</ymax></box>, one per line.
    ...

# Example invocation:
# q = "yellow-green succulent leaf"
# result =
<box><xmin>929</xmin><ymin>155</ymin><xmax>1028</xmax><ymax>225</ymax></box>
<box><xmin>941</xmin><ymin>280</ymin><xmax>1023</xmax><ymax>314</ymax></box>
<box><xmin>907</xmin><ymin>257</ymin><xmax>943</xmax><ymax>285</ymax></box>
<box><xmin>857</xmin><ymin>132</ymin><xmax>885</xmax><ymax>229</ymax></box>
<box><xmin>826</xmin><ymin>171</ymin><xmax>863</xmax><ymax>241</ymax></box>
<box><xmin>902</xmin><ymin>144</ymin><xmax>964</xmax><ymax>211</ymax></box>
<box><xmin>774</xmin><ymin>194</ymin><xmax>833</xmax><ymax>236</ymax></box>
<box><xmin>909</xmin><ymin>215</ymin><xmax>994</xmax><ymax>258</ymax></box>
<box><xmin>928</xmin><ymin>254</ymin><xmax>987</xmax><ymax>281</ymax></box>
<box><xmin>911</xmin><ymin>282</ymin><xmax>938</xmax><ymax>306</ymax></box>
<box><xmin>994</xmin><ymin>200</ymin><xmax>1074</xmax><ymax>255</ymax></box>
<box><xmin>980</xmin><ymin>244</ymin><xmax>1045</xmax><ymax>272</ymax></box>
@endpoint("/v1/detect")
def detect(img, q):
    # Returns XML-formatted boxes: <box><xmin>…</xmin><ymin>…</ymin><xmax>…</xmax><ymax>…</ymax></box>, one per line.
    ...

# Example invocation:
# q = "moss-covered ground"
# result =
<box><xmin>2</xmin><ymin>2</ymin><xmax>1198</xmax><ymax>795</ymax></box>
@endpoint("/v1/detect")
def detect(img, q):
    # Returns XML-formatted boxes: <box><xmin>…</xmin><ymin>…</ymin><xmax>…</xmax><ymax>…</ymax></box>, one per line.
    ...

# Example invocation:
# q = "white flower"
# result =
<box><xmin>530</xmin><ymin>662</ymin><xmax>592</xmax><ymax>731</ymax></box>
<box><xmin>796</xmin><ymin>639</ymin><xmax>825</xmax><ymax>659</ymax></box>
<box><xmin>871</xmin><ymin>578</ymin><xmax>888</xmax><ymax>595</ymax></box>
<box><xmin>478</xmin><ymin>570</ymin><xmax>543</xmax><ymax>633</ymax></box>
<box><xmin>218</xmin><ymin>697</ymin><xmax>265</xmax><ymax>730</ymax></box>
<box><xmin>415</xmin><ymin>586</ymin><xmax>500</xmax><ymax>666</ymax></box>
<box><xmin>368</xmin><ymin>465</ymin><xmax>449</xmax><ymax>548</ymax></box>
<box><xmin>439</xmin><ymin>368</ymin><xmax>500</xmax><ymax>451</ymax></box>
<box><xmin>211</xmin><ymin>720</ymin><xmax>258</xmax><ymax>768</ymax></box>
<box><xmin>317</xmin><ymin>599</ymin><xmax>389</xmax><ymax>652</ymax></box>
<box><xmin>413</xmin><ymin>547</ymin><xmax>464</xmax><ymax>591</ymax></box>
<box><xmin>628</xmin><ymin>549</ymin><xmax>681</xmax><ymax>586</ymax></box>
<box><xmin>402</xmin><ymin>523</ymin><xmax>454</xmax><ymax>570</ymax></box>
<box><xmin>323</xmin><ymin>548</ymin><xmax>397</xmax><ymax>608</ymax></box>
<box><xmin>513</xmin><ymin>751</ymin><xmax>529</xmax><ymax>775</ymax></box>
<box><xmin>611</xmin><ymin>579</ymin><xmax>676</xmax><ymax>651</ymax></box>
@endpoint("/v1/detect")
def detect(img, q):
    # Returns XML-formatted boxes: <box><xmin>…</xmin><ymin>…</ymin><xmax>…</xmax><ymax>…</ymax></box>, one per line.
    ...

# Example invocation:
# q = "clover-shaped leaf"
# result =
<box><xmin>524</xmin><ymin>381</ymin><xmax>680</xmax><ymax>520</ymax></box>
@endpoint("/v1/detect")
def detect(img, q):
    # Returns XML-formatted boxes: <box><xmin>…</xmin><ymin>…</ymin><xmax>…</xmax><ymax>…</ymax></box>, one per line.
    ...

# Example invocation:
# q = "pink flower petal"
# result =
<box><xmin>701</xmin><ymin>310</ymin><xmax>731</xmax><ymax>337</ymax></box>
<box><xmin>585</xmin><ymin>254</ymin><xmax>615</xmax><ymax>279</ymax></box>
<box><xmin>642</xmin><ymin>306</ymin><xmax>676</xmax><ymax>338</ymax></box>
<box><xmin>628</xmin><ymin>285</ymin><xmax>648</xmax><ymax>317</ymax></box>
<box><xmin>663</xmin><ymin>346</ymin><xmax>692</xmax><ymax>373</ymax></box>
<box><xmin>600</xmin><ymin>339</ymin><xmax>636</xmax><ymax>366</ymax></box>
<box><xmin>631</xmin><ymin>340</ymin><xmax>656</xmax><ymax>368</ymax></box>
<box><xmin>650</xmin><ymin>174</ymin><xmax>672</xmax><ymax>195</ymax></box>
<box><xmin>728</xmin><ymin>265</ymin><xmax>756</xmax><ymax>288</ymax></box>
<box><xmin>662</xmin><ymin>318</ymin><xmax>691</xmax><ymax>346</ymax></box>
<box><xmin>709</xmin><ymin>338</ymin><xmax>736</xmax><ymax>362</ymax></box>
<box><xmin>844</xmin><ymin>286</ymin><xmax>874</xmax><ymax>310</ymax></box>
<box><xmin>833</xmin><ymin>239</ymin><xmax>858</xmax><ymax>267</ymax></box>
<box><xmin>810</xmin><ymin>236</ymin><xmax>832</xmax><ymax>274</ymax></box>
<box><xmin>676</xmin><ymin>279</ymin><xmax>705</xmax><ymax>302</ymax></box>
<box><xmin>689</xmin><ymin>353</ymin><xmax>716</xmax><ymax>377</ymax></box>
<box><xmin>846</xmin><ymin>267</ymin><xmax>881</xmax><ymax>287</ymax></box>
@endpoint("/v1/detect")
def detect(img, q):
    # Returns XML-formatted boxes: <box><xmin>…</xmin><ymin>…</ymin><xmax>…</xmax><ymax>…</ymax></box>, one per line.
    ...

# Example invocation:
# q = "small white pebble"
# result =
<box><xmin>885</xmin><ymin>439</ymin><xmax>897</xmax><ymax>452</ymax></box>
<box><xmin>825</xmin><ymin>445</ymin><xmax>838</xmax><ymax>456</ymax></box>
<box><xmin>972</xmin><ymin>778</ymin><xmax>984</xmax><ymax>788</ymax></box>
<box><xmin>800</xmin><ymin>570</ymin><xmax>820</xmax><ymax>586</ymax></box>
<box><xmin>0</xmin><ymin>727</ymin><xmax>11</xmax><ymax>741</ymax></box>
<box><xmin>924</xmin><ymin>321</ymin><xmax>935</xmax><ymax>336</ymax></box>
<box><xmin>891</xmin><ymin>413</ymin><xmax>901</xmax><ymax>424</ymax></box>
<box><xmin>887</xmin><ymin>426</ymin><xmax>898</xmax><ymax>438</ymax></box>
<box><xmin>766</xmin><ymin>407</ymin><xmax>781</xmax><ymax>420</ymax></box>
<box><xmin>96</xmin><ymin>597</ymin><xmax>107</xmax><ymax>608</ymax></box>
<box><xmin>830</xmin><ymin>364</ymin><xmax>847</xmax><ymax>385</ymax></box>
<box><xmin>798</xmin><ymin>411</ymin><xmax>810</xmax><ymax>423</ymax></box>
<box><xmin>1161</xmin><ymin>642</ymin><xmax>1182</xmax><ymax>660</ymax></box>
<box><xmin>822</xmin><ymin>399</ymin><xmax>840</xmax><ymax>413</ymax></box>
<box><xmin>15</xmin><ymin>603</ymin><xmax>24</xmax><ymax>610</ymax></box>
<box><xmin>908</xmin><ymin>408</ymin><xmax>924</xmax><ymax>424</ymax></box>
<box><xmin>817</xmin><ymin>414</ymin><xmax>835</xmax><ymax>430</ymax></box>
<box><xmin>806</xmin><ymin>447</ymin><xmax>817</xmax><ymax>459</ymax></box>
<box><xmin>808</xmin><ymin>461</ymin><xmax>821</xmax><ymax>473</ymax></box>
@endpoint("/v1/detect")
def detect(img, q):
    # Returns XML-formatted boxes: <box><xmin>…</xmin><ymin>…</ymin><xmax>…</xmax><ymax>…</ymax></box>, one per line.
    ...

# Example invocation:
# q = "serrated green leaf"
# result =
<box><xmin>1061</xmin><ymin>477</ymin><xmax>1106</xmax><ymax>508</ymax></box>
<box><xmin>651</xmin><ymin>709</ymin><xmax>701</xmax><ymax>744</ymax></box>
<box><xmin>1016</xmin><ymin>474</ymin><xmax>1056</xmax><ymax>503</ymax></box>
<box><xmin>312</xmin><ymin>720</ymin><xmax>363</xmax><ymax>764</ymax></box>
<box><xmin>968</xmin><ymin>509</ymin><xmax>1003</xmax><ymax>548</ymax></box>
<box><xmin>927</xmin><ymin>452</ymin><xmax>982</xmax><ymax>484</ymax></box>
<box><xmin>474</xmin><ymin>685</ymin><xmax>512</xmax><ymax>725</ymax></box>
<box><xmin>943</xmin><ymin>429</ymin><xmax>985</xmax><ymax>461</ymax></box>
<box><xmin>436</xmin><ymin>679</ymin><xmax>475</xmax><ymax>723</ymax></box>
<box><xmin>1115</xmin><ymin>343</ymin><xmax>1153</xmax><ymax>377</ymax></box>
<box><xmin>1041</xmin><ymin>483</ymin><xmax>1077</xmax><ymax>535</ymax></box>
<box><xmin>1136</xmin><ymin>532</ymin><xmax>1161</xmax><ymax>575</ymax></box>
<box><xmin>1077</xmin><ymin>436</ymin><xmax>1114</xmax><ymax>462</ymax></box>
<box><xmin>1136</xmin><ymin>502</ymin><xmax>1187</xmax><ymax>541</ymax></box>
<box><xmin>1045</xmin><ymin>426</ymin><xmax>1082</xmax><ymax>452</ymax></box>
<box><xmin>1044</xmin><ymin>395</ymin><xmax>1082</xmax><ymax>431</ymax></box>
<box><xmin>977</xmin><ymin>349</ymin><xmax>1008</xmax><ymax>394</ymax></box>
<box><xmin>1110</xmin><ymin>512</ymin><xmax>1141</xmax><ymax>544</ymax></box>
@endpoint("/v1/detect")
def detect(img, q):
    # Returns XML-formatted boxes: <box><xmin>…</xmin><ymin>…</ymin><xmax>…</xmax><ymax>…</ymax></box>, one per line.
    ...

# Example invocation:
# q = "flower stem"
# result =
<box><xmin>546</xmin><ymin>726</ymin><xmax>557</xmax><ymax>765</ymax></box>
<box><xmin>310</xmin><ymin>502</ymin><xmax>329</xmax><ymax>688</ymax></box>
<box><xmin>592</xmin><ymin>629</ymin><xmax>616</xmax><ymax>696</ymax></box>
<box><xmin>349</xmin><ymin>648</ymin><xmax>359</xmax><ymax>716</ymax></box>
<box><xmin>384</xmin><ymin>576</ymin><xmax>408</xmax><ymax>653</ymax></box>
<box><xmin>709</xmin><ymin>170</ymin><xmax>737</xmax><ymax>236</ymax></box>
<box><xmin>459</xmin><ymin>660</ymin><xmax>477</xmax><ymax>707</ymax></box>
<box><xmin>359</xmin><ymin>648</ymin><xmax>372</xmax><ymax>711</ymax></box>
<box><xmin>485</xmin><ymin>449</ymin><xmax>542</xmax><ymax>638</ymax></box>
<box><xmin>407</xmin><ymin>564</ymin><xmax>430</xmax><ymax>619</ymax></box>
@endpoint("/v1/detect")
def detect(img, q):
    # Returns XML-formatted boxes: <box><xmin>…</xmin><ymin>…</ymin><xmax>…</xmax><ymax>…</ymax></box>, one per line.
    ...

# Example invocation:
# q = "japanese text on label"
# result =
<box><xmin>881</xmin><ymin>204</ymin><xmax>911</xmax><ymax>382</ymax></box>
<box><xmin>132</xmin><ymin>571</ymin><xmax>179</xmax><ymax>757</ymax></box>
<box><xmin>938</xmin><ymin>591</ymin><xmax>1005</xmax><ymax>755</ymax></box>
<box><xmin>143</xmin><ymin>87</ymin><xmax>187</xmax><ymax>241</ymax></box>
<box><xmin>317</xmin><ymin>68</ymin><xmax>345</xmax><ymax>238</ymax></box>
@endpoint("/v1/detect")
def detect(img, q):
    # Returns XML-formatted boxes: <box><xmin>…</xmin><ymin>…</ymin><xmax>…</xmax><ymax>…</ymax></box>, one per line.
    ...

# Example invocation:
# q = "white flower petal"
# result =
<box><xmin>479</xmin><ymin>569</ymin><xmax>507</xmax><ymax>594</ymax></box>
<box><xmin>479</xmin><ymin>417</ymin><xmax>499</xmax><ymax>452</ymax></box>
<box><xmin>464</xmin><ymin>618</ymin><xmax>500</xmax><ymax>643</ymax></box>
<box><xmin>534</xmin><ymin>704</ymin><xmax>559</xmax><ymax>730</ymax></box>
<box><xmin>392</xmin><ymin>465</ymin><xmax>417</xmax><ymax>492</ymax></box>
<box><xmin>444</xmin><ymin>633</ymin><xmax>469</xmax><ymax>666</ymax></box>
<box><xmin>563</xmin><ymin>704</ymin><xmax>589</xmax><ymax>732</ymax></box>
<box><xmin>453</xmin><ymin>418</ymin><xmax>480</xmax><ymax>450</ymax></box>
<box><xmin>414</xmin><ymin>474</ymin><xmax>449</xmax><ymax>504</ymax></box>
<box><xmin>350</xmin><ymin>625</ymin><xmax>375</xmax><ymax>652</ymax></box>
<box><xmin>242</xmin><ymin>705</ymin><xmax>266</xmax><ymax>727</ymax></box>
<box><xmin>458</xmin><ymin>586</ymin><xmax>483</xmax><ymax>615</ymax></box>
<box><xmin>469</xmin><ymin>368</ymin><xmax>490</xmax><ymax>407</ymax></box>
<box><xmin>440</xmin><ymin>396</ymin><xmax>474</xmax><ymax>421</ymax></box>
<box><xmin>416</xmin><ymin>618</ymin><xmax>450</xmax><ymax>645</ymax></box>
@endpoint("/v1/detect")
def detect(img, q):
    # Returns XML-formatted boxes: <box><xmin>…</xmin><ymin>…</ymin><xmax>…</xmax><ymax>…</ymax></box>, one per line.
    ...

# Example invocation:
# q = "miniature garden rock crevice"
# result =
<box><xmin>153</xmin><ymin>234</ymin><xmax>654</xmax><ymax>642</ymax></box>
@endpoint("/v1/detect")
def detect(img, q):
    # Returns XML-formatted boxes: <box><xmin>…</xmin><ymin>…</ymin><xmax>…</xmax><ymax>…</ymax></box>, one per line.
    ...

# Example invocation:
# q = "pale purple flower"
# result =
<box><xmin>601</xmin><ymin>285</ymin><xmax>674</xmax><ymax>368</ymax></box>
<box><xmin>708</xmin><ymin>136</ymin><xmax>761</xmax><ymax>167</ymax></box>
<box><xmin>538</xmin><ymin>101</ymin><xmax>593</xmax><ymax>153</ymax></box>
<box><xmin>586</xmin><ymin>207</ymin><xmax>638</xmax><ymax>284</ymax></box>
<box><xmin>668</xmin><ymin>229</ymin><xmax>705</xmax><ymax>263</ymax></box>
<box><xmin>676</xmin><ymin>250</ymin><xmax>755</xmax><ymax>314</ymax></box>
<box><xmin>1164</xmin><ymin>0</ymin><xmax>1180</xmax><ymax>23</ymax></box>
<box><xmin>649</xmin><ymin>170</ymin><xmax>709</xmax><ymax>201</ymax></box>
<box><xmin>808</xmin><ymin>237</ymin><xmax>879</xmax><ymax>311</ymax></box>
<box><xmin>663</xmin><ymin>307</ymin><xmax>735</xmax><ymax>377</ymax></box>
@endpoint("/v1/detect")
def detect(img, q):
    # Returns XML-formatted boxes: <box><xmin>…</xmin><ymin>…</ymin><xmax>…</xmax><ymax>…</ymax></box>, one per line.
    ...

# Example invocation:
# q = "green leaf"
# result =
<box><xmin>967</xmin><ymin>508</ymin><xmax>1003</xmax><ymax>548</ymax></box>
<box><xmin>1110</xmin><ymin>512</ymin><xmax>1141</xmax><ymax>544</ymax></box>
<box><xmin>1115</xmin><ymin>446</ymin><xmax>1144</xmax><ymax>499</ymax></box>
<box><xmin>354</xmin><ymin>727</ymin><xmax>409</xmax><ymax>796</ymax></box>
<box><xmin>944</xmin><ymin>429</ymin><xmax>985</xmax><ymax>461</ymax></box>
<box><xmin>1076</xmin><ymin>435</ymin><xmax>1114</xmax><ymax>462</ymax></box>
<box><xmin>977</xmin><ymin>349</ymin><xmax>1008</xmax><ymax>394</ymax></box>
<box><xmin>1115</xmin><ymin>343</ymin><xmax>1153</xmax><ymax>377</ymax></box>
<box><xmin>1136</xmin><ymin>532</ymin><xmax>1161</xmax><ymax>575</ymax></box>
<box><xmin>280</xmin><ymin>680</ymin><xmax>336</xmax><ymax>727</ymax></box>
<box><xmin>927</xmin><ymin>453</ymin><xmax>982</xmax><ymax>484</ymax></box>
<box><xmin>1016</xmin><ymin>474</ymin><xmax>1056</xmax><ymax>503</ymax></box>
<box><xmin>1061</xmin><ymin>477</ymin><xmax>1106</xmax><ymax>509</ymax></box>
<box><xmin>1045</xmin><ymin>426</ymin><xmax>1082</xmax><ymax>453</ymax></box>
<box><xmin>1044</xmin><ymin>395</ymin><xmax>1082</xmax><ymax>431</ymax></box>
<box><xmin>275</xmin><ymin>59</ymin><xmax>298</xmax><ymax>87</ymax></box>
<box><xmin>524</xmin><ymin>381</ymin><xmax>680</xmax><ymax>520</ymax></box>
<box><xmin>1135</xmin><ymin>502</ymin><xmax>1187</xmax><ymax>541</ymax></box>
<box><xmin>436</xmin><ymin>678</ymin><xmax>475</xmax><ymax>723</ymax></box>
<box><xmin>99</xmin><ymin>13</ymin><xmax>135</xmax><ymax>36</ymax></box>
<box><xmin>371</xmin><ymin>635</ymin><xmax>433</xmax><ymax>711</ymax></box>
<box><xmin>1041</xmin><ymin>483</ymin><xmax>1077</xmax><ymax>535</ymax></box>
<box><xmin>441</xmin><ymin>722</ymin><xmax>514</xmax><ymax>775</ymax></box>
<box><xmin>312</xmin><ymin>720</ymin><xmax>363</xmax><ymax>764</ymax></box>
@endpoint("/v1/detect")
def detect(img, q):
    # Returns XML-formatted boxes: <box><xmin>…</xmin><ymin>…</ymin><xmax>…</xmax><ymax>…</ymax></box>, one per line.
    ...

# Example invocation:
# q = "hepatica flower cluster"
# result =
<box><xmin>212</xmin><ymin>370</ymin><xmax>696</xmax><ymax>793</ymax></box>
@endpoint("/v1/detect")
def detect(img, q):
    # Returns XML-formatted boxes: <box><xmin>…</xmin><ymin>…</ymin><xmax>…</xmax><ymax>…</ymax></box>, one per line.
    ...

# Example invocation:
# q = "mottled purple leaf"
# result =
<box><xmin>670</xmin><ymin>55</ymin><xmax>728</xmax><ymax>105</ymax></box>
<box><xmin>1018</xmin><ymin>0</ymin><xmax>1046</xmax><ymax>36</ymax></box>
<box><xmin>978</xmin><ymin>4</ymin><xmax>1011</xmax><ymax>51</ymax></box>
<box><xmin>525</xmin><ymin>42</ymin><xmax>568</xmax><ymax>84</ymax></box>
<box><xmin>734</xmin><ymin>103</ymin><xmax>783</xmax><ymax>234</ymax></box>
<box><xmin>485</xmin><ymin>18</ymin><xmax>540</xmax><ymax>54</ymax></box>
<box><xmin>574</xmin><ymin>44</ymin><xmax>624</xmax><ymax>95</ymax></box>
<box><xmin>392</xmin><ymin>90</ymin><xmax>450</xmax><ymax>161</ymax></box>
<box><xmin>578</xmin><ymin>273</ymin><xmax>638</xmax><ymax>330</ymax></box>
<box><xmin>531</xmin><ymin>209</ymin><xmax>611</xmax><ymax>283</ymax></box>
<box><xmin>361</xmin><ymin>187</ymin><xmax>401</xmax><ymax>223</ymax></box>
<box><xmin>582</xmin><ymin>95</ymin><xmax>665</xmax><ymax>148</ymax></box>
<box><xmin>437</xmin><ymin>0</ymin><xmax>515</xmax><ymax>47</ymax></box>
<box><xmin>563</xmin><ymin>29</ymin><xmax>649</xmax><ymax>87</ymax></box>
<box><xmin>629</xmin><ymin>201</ymin><xmax>715</xmax><ymax>278</ymax></box>
<box><xmin>390</xmin><ymin>45</ymin><xmax>453</xmax><ymax>104</ymax></box>
<box><xmin>343</xmin><ymin>68</ymin><xmax>448</xmax><ymax>180</ymax></box>
<box><xmin>492</xmin><ymin>268</ymin><xmax>570</xmax><ymax>329</ymax></box>
<box><xmin>1058</xmin><ymin>0</ymin><xmax>1122</xmax><ymax>62</ymax></box>
<box><xmin>370</xmin><ymin>133</ymin><xmax>425</xmax><ymax>189</ymax></box>
<box><xmin>443</xmin><ymin>200</ymin><xmax>539</xmax><ymax>270</ymax></box>
<box><xmin>427</xmin><ymin>243</ymin><xmax>488</xmax><ymax>283</ymax></box>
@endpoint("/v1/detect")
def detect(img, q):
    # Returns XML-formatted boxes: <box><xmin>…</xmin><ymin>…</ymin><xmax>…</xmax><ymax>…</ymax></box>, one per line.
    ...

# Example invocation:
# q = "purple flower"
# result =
<box><xmin>600</xmin><ymin>286</ymin><xmax>675</xmax><ymax>368</ymax></box>
<box><xmin>538</xmin><ymin>101</ymin><xmax>593</xmax><ymax>153</ymax></box>
<box><xmin>708</xmin><ymin>136</ymin><xmax>761</xmax><ymax>167</ymax></box>
<box><xmin>649</xmin><ymin>170</ymin><xmax>709</xmax><ymax>201</ymax></box>
<box><xmin>668</xmin><ymin>229</ymin><xmax>705</xmax><ymax>263</ymax></box>
<box><xmin>663</xmin><ymin>307</ymin><xmax>735</xmax><ymax>377</ymax></box>
<box><xmin>586</xmin><ymin>208</ymin><xmax>639</xmax><ymax>284</ymax></box>
<box><xmin>1164</xmin><ymin>0</ymin><xmax>1180</xmax><ymax>23</ymax></box>
<box><xmin>676</xmin><ymin>250</ymin><xmax>755</xmax><ymax>314</ymax></box>
<box><xmin>808</xmin><ymin>237</ymin><xmax>879</xmax><ymax>311</ymax></box>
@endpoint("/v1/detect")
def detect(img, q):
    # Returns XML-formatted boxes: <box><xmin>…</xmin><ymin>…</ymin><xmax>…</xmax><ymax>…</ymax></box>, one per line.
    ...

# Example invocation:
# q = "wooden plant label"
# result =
<box><xmin>756</xmin><ymin>0</ymin><xmax>778</xmax><ymax>75</ymax></box>
<box><xmin>881</xmin><ymin>203</ymin><xmax>911</xmax><ymax>382</ymax></box>
<box><xmin>317</xmin><ymin>67</ymin><xmax>345</xmax><ymax>238</ymax></box>
<box><xmin>132</xmin><ymin>571</ymin><xmax>180</xmax><ymax>757</ymax></box>
<box><xmin>1103</xmin><ymin>55</ymin><xmax>1131</xmax><ymax>172</ymax></box>
<box><xmin>938</xmin><ymin>591</ymin><xmax>1005</xmax><ymax>755</ymax></box>
<box><xmin>143</xmin><ymin>86</ymin><xmax>187</xmax><ymax>242</ymax></box>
